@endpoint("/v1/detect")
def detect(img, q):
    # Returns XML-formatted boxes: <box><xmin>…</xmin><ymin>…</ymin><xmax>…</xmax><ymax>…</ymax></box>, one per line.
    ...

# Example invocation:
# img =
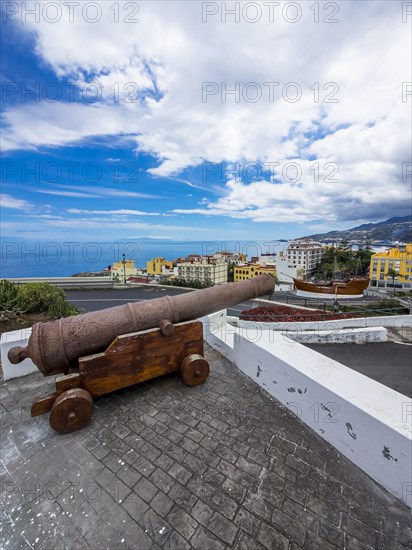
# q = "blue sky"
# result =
<box><xmin>1</xmin><ymin>1</ymin><xmax>411</xmax><ymax>242</ymax></box>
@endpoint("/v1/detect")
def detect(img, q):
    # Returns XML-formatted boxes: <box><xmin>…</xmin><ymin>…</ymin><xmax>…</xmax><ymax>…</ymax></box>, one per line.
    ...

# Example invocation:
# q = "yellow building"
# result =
<box><xmin>234</xmin><ymin>263</ymin><xmax>276</xmax><ymax>282</ymax></box>
<box><xmin>110</xmin><ymin>259</ymin><xmax>137</xmax><ymax>280</ymax></box>
<box><xmin>369</xmin><ymin>244</ymin><xmax>412</xmax><ymax>288</ymax></box>
<box><xmin>146</xmin><ymin>257</ymin><xmax>174</xmax><ymax>275</ymax></box>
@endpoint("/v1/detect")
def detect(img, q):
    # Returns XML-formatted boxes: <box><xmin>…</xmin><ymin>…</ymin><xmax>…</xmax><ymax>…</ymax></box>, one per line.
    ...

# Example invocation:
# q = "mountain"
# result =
<box><xmin>303</xmin><ymin>216</ymin><xmax>412</xmax><ymax>243</ymax></box>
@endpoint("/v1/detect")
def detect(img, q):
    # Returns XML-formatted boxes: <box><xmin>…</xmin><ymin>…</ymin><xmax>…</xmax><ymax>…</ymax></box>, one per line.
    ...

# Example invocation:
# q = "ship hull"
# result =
<box><xmin>293</xmin><ymin>277</ymin><xmax>369</xmax><ymax>299</ymax></box>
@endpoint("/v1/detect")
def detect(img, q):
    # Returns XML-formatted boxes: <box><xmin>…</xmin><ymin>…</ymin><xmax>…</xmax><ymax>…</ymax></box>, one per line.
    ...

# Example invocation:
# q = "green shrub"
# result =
<box><xmin>0</xmin><ymin>280</ymin><xmax>79</xmax><ymax>319</ymax></box>
<box><xmin>0</xmin><ymin>280</ymin><xmax>19</xmax><ymax>311</ymax></box>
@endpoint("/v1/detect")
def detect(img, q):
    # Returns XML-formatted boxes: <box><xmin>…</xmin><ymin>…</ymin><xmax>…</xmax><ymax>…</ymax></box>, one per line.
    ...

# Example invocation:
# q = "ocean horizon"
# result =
<box><xmin>0</xmin><ymin>238</ymin><xmax>288</xmax><ymax>278</ymax></box>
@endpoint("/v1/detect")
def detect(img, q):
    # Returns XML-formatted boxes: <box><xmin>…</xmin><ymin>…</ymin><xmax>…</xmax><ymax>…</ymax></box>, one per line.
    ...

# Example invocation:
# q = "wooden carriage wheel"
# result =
<box><xmin>49</xmin><ymin>388</ymin><xmax>93</xmax><ymax>434</ymax></box>
<box><xmin>180</xmin><ymin>354</ymin><xmax>210</xmax><ymax>386</ymax></box>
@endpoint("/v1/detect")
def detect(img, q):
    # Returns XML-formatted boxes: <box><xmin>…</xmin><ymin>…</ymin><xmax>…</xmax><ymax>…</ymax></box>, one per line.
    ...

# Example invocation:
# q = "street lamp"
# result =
<box><xmin>122</xmin><ymin>253</ymin><xmax>126</xmax><ymax>284</ymax></box>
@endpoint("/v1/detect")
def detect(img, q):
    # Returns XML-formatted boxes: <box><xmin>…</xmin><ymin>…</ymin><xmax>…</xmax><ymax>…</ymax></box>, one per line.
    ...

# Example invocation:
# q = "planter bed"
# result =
<box><xmin>240</xmin><ymin>305</ymin><xmax>359</xmax><ymax>323</ymax></box>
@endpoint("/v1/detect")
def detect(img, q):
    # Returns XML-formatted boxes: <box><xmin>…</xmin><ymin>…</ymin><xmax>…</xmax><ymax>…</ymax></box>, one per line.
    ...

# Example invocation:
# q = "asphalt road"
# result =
<box><xmin>305</xmin><ymin>342</ymin><xmax>412</xmax><ymax>398</ymax></box>
<box><xmin>64</xmin><ymin>287</ymin><xmax>258</xmax><ymax>317</ymax></box>
<box><xmin>64</xmin><ymin>287</ymin><xmax>411</xmax><ymax>398</ymax></box>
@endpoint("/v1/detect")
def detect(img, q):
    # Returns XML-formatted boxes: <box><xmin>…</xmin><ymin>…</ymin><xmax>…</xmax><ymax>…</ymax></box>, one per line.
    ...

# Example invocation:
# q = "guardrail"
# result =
<box><xmin>3</xmin><ymin>277</ymin><xmax>114</xmax><ymax>289</ymax></box>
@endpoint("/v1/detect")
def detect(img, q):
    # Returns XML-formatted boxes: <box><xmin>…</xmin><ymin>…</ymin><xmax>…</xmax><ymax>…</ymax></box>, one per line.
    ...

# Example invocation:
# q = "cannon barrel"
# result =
<box><xmin>8</xmin><ymin>274</ymin><xmax>274</xmax><ymax>376</ymax></box>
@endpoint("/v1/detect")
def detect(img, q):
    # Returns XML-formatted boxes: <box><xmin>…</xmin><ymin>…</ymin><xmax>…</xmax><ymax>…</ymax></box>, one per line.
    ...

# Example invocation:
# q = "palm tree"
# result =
<box><xmin>386</xmin><ymin>268</ymin><xmax>400</xmax><ymax>296</ymax></box>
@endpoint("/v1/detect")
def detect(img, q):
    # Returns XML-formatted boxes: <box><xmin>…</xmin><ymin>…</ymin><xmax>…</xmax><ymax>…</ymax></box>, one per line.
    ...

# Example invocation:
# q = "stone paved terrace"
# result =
<box><xmin>1</xmin><ymin>344</ymin><xmax>411</xmax><ymax>550</ymax></box>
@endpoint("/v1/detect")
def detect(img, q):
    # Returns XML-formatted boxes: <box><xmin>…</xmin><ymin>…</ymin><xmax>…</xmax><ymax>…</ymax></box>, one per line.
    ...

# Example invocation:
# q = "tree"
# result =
<box><xmin>386</xmin><ymin>268</ymin><xmax>400</xmax><ymax>296</ymax></box>
<box><xmin>227</xmin><ymin>261</ymin><xmax>235</xmax><ymax>282</ymax></box>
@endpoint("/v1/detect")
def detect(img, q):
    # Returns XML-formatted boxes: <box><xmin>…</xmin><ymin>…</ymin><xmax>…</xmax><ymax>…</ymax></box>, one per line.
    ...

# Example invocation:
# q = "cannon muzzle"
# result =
<box><xmin>8</xmin><ymin>274</ymin><xmax>274</xmax><ymax>376</ymax></box>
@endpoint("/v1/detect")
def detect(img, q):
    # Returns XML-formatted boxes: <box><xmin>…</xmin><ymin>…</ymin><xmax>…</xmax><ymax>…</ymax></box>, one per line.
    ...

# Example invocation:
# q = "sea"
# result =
<box><xmin>0</xmin><ymin>238</ymin><xmax>288</xmax><ymax>278</ymax></box>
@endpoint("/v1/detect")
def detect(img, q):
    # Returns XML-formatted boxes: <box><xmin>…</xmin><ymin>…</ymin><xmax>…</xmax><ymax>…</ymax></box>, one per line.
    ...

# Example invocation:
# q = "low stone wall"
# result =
<box><xmin>284</xmin><ymin>326</ymin><xmax>387</xmax><ymax>344</ymax></box>
<box><xmin>201</xmin><ymin>310</ymin><xmax>412</xmax><ymax>508</ymax></box>
<box><xmin>0</xmin><ymin>328</ymin><xmax>36</xmax><ymax>381</ymax></box>
<box><xmin>236</xmin><ymin>314</ymin><xmax>412</xmax><ymax>332</ymax></box>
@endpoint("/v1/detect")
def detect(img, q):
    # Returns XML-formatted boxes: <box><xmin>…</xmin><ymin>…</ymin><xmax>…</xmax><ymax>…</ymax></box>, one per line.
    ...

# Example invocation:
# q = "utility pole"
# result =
<box><xmin>122</xmin><ymin>253</ymin><xmax>126</xmax><ymax>284</ymax></box>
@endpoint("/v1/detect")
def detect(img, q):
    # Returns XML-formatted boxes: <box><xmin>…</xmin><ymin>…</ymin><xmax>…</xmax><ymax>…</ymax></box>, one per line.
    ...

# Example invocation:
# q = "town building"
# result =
<box><xmin>369</xmin><ymin>244</ymin><xmax>412</xmax><ymax>289</ymax></box>
<box><xmin>234</xmin><ymin>263</ymin><xmax>276</xmax><ymax>282</ymax></box>
<box><xmin>234</xmin><ymin>257</ymin><xmax>304</xmax><ymax>291</ymax></box>
<box><xmin>146</xmin><ymin>257</ymin><xmax>174</xmax><ymax>276</ymax></box>
<box><xmin>272</xmin><ymin>257</ymin><xmax>305</xmax><ymax>290</ymax></box>
<box><xmin>284</xmin><ymin>238</ymin><xmax>324</xmax><ymax>276</ymax></box>
<box><xmin>176</xmin><ymin>261</ymin><xmax>227</xmax><ymax>285</ymax></box>
<box><xmin>110</xmin><ymin>259</ymin><xmax>139</xmax><ymax>280</ymax></box>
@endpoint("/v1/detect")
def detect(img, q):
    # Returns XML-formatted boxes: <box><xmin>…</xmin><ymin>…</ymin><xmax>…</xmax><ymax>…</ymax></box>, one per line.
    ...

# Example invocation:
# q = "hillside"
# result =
<box><xmin>304</xmin><ymin>216</ymin><xmax>412</xmax><ymax>243</ymax></box>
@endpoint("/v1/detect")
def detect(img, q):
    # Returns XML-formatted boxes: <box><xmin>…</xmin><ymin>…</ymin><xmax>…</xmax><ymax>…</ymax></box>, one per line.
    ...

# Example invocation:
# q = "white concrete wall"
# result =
<box><xmin>229</xmin><ymin>316</ymin><xmax>389</xmax><ymax>344</ymax></box>
<box><xmin>0</xmin><ymin>328</ymin><xmax>37</xmax><ymax>381</ymax></box>
<box><xmin>202</xmin><ymin>311</ymin><xmax>412</xmax><ymax>508</ymax></box>
<box><xmin>284</xmin><ymin>326</ymin><xmax>388</xmax><ymax>344</ymax></box>
<box><xmin>236</xmin><ymin>314</ymin><xmax>412</xmax><ymax>331</ymax></box>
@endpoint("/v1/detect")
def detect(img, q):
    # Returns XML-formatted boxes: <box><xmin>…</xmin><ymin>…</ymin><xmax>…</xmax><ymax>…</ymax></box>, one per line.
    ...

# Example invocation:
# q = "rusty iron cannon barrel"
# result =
<box><xmin>8</xmin><ymin>274</ymin><xmax>274</xmax><ymax>376</ymax></box>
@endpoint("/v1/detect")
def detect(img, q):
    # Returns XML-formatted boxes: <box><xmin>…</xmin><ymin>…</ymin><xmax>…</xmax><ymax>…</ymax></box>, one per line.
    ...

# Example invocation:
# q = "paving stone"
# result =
<box><xmin>283</xmin><ymin>497</ymin><xmax>319</xmax><ymax>533</ymax></box>
<box><xmin>258</xmin><ymin>521</ymin><xmax>290</xmax><ymax>550</ymax></box>
<box><xmin>121</xmin><ymin>493</ymin><xmax>149</xmax><ymax>523</ymax></box>
<box><xmin>162</xmin><ymin>529</ymin><xmax>191</xmax><ymax>550</ymax></box>
<box><xmin>243</xmin><ymin>492</ymin><xmax>275</xmax><ymax>522</ymax></box>
<box><xmin>191</xmin><ymin>499</ymin><xmax>215</xmax><ymax>527</ymax></box>
<box><xmin>166</xmin><ymin>504</ymin><xmax>198</xmax><ymax>540</ymax></box>
<box><xmin>139</xmin><ymin>508</ymin><xmax>171</xmax><ymax>544</ymax></box>
<box><xmin>237</xmin><ymin>456</ymin><xmax>263</xmax><ymax>478</ymax></box>
<box><xmin>150</xmin><ymin>491</ymin><xmax>174</xmax><ymax>516</ymax></box>
<box><xmin>185</xmin><ymin>427</ymin><xmax>204</xmax><ymax>443</ymax></box>
<box><xmin>199</xmin><ymin>435</ymin><xmax>219</xmax><ymax>452</ymax></box>
<box><xmin>168</xmin><ymin>462</ymin><xmax>192</xmax><ymax>485</ymax></box>
<box><xmin>202</xmin><ymin>467</ymin><xmax>225</xmax><ymax>490</ymax></box>
<box><xmin>221</xmin><ymin>477</ymin><xmax>247</xmax><ymax>503</ymax></box>
<box><xmin>67</xmin><ymin>500</ymin><xmax>99</xmax><ymax>537</ymax></box>
<box><xmin>134</xmin><ymin>455</ymin><xmax>156</xmax><ymax>477</ymax></box>
<box><xmin>183</xmin><ymin>453</ymin><xmax>208</xmax><ymax>476</ymax></box>
<box><xmin>210</xmin><ymin>488</ymin><xmax>239</xmax><ymax>520</ymax></box>
<box><xmin>234</xmin><ymin>507</ymin><xmax>261</xmax><ymax>538</ymax></box>
<box><xmin>102</xmin><ymin>452</ymin><xmax>124</xmax><ymax>474</ymax></box>
<box><xmin>319</xmin><ymin>517</ymin><xmax>345</xmax><ymax>547</ymax></box>
<box><xmin>168</xmin><ymin>482</ymin><xmax>197</xmax><ymax>514</ymax></box>
<box><xmin>180</xmin><ymin>436</ymin><xmax>200</xmax><ymax>454</ymax></box>
<box><xmin>141</xmin><ymin>442</ymin><xmax>162</xmax><ymax>462</ymax></box>
<box><xmin>234</xmin><ymin>530</ymin><xmax>267</xmax><ymax>550</ymax></box>
<box><xmin>271</xmin><ymin>507</ymin><xmax>307</xmax><ymax>547</ymax></box>
<box><xmin>133</xmin><ymin>477</ymin><xmax>158</xmax><ymax>503</ymax></box>
<box><xmin>116</xmin><ymin>465</ymin><xmax>142</xmax><ymax>488</ymax></box>
<box><xmin>153</xmin><ymin>452</ymin><xmax>174</xmax><ymax>472</ymax></box>
<box><xmin>306</xmin><ymin>494</ymin><xmax>341</xmax><ymax>526</ymax></box>
<box><xmin>191</xmin><ymin>525</ymin><xmax>226</xmax><ymax>550</ymax></box>
<box><xmin>149</xmin><ymin>467</ymin><xmax>175</xmax><ymax>494</ymax></box>
<box><xmin>208</xmin><ymin>511</ymin><xmax>239</xmax><ymax>545</ymax></box>
<box><xmin>341</xmin><ymin>513</ymin><xmax>381</xmax><ymax>548</ymax></box>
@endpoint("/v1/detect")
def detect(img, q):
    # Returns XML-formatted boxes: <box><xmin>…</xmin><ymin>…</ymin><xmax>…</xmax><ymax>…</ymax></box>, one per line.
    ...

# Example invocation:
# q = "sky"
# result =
<box><xmin>1</xmin><ymin>0</ymin><xmax>411</xmax><ymax>242</ymax></box>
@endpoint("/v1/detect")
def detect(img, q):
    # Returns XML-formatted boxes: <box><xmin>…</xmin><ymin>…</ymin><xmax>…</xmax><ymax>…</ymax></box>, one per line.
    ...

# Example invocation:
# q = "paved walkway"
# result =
<box><xmin>1</xmin><ymin>344</ymin><xmax>411</xmax><ymax>549</ymax></box>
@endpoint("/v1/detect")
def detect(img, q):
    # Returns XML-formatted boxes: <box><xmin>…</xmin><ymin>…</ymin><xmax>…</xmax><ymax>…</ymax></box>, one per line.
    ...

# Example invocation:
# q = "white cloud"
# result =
<box><xmin>33</xmin><ymin>185</ymin><xmax>160</xmax><ymax>199</ymax></box>
<box><xmin>2</xmin><ymin>0</ymin><xmax>411</xmax><ymax>224</ymax></box>
<box><xmin>67</xmin><ymin>208</ymin><xmax>160</xmax><ymax>216</ymax></box>
<box><xmin>1</xmin><ymin>194</ymin><xmax>35</xmax><ymax>211</ymax></box>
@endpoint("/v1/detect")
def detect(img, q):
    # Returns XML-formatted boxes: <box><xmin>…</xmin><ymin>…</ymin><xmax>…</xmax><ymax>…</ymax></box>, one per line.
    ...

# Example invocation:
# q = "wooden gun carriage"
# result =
<box><xmin>8</xmin><ymin>275</ymin><xmax>274</xmax><ymax>433</ymax></box>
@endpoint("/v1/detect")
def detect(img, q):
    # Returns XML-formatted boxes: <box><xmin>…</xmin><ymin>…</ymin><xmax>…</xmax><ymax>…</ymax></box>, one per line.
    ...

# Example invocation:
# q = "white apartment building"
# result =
<box><xmin>285</xmin><ymin>239</ymin><xmax>324</xmax><ymax>276</ymax></box>
<box><xmin>176</xmin><ymin>261</ymin><xmax>228</xmax><ymax>285</ymax></box>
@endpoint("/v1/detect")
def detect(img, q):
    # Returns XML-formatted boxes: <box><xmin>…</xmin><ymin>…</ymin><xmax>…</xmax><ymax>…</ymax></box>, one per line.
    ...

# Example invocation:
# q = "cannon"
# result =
<box><xmin>8</xmin><ymin>274</ymin><xmax>274</xmax><ymax>433</ymax></box>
